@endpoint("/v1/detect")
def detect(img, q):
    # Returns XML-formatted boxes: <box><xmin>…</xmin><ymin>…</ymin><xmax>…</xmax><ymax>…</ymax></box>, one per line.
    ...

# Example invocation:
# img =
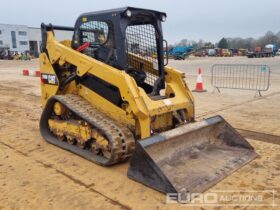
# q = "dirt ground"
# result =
<box><xmin>0</xmin><ymin>57</ymin><xmax>279</xmax><ymax>209</ymax></box>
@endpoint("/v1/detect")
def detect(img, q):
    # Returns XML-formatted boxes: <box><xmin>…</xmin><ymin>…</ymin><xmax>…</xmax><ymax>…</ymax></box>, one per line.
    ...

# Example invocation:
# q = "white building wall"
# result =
<box><xmin>0</xmin><ymin>24</ymin><xmax>29</xmax><ymax>52</ymax></box>
<box><xmin>0</xmin><ymin>27</ymin><xmax>10</xmax><ymax>48</ymax></box>
<box><xmin>28</xmin><ymin>27</ymin><xmax>41</xmax><ymax>41</ymax></box>
<box><xmin>0</xmin><ymin>24</ymin><xmax>73</xmax><ymax>54</ymax></box>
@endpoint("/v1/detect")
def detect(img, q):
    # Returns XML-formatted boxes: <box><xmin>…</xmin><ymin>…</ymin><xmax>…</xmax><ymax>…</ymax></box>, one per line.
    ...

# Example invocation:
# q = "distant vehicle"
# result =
<box><xmin>220</xmin><ymin>49</ymin><xmax>232</xmax><ymax>57</ymax></box>
<box><xmin>247</xmin><ymin>45</ymin><xmax>277</xmax><ymax>58</ymax></box>
<box><xmin>207</xmin><ymin>49</ymin><xmax>216</xmax><ymax>56</ymax></box>
<box><xmin>276</xmin><ymin>49</ymin><xmax>280</xmax><ymax>56</ymax></box>
<box><xmin>174</xmin><ymin>52</ymin><xmax>187</xmax><ymax>60</ymax></box>
<box><xmin>169</xmin><ymin>46</ymin><xmax>193</xmax><ymax>56</ymax></box>
<box><xmin>0</xmin><ymin>48</ymin><xmax>13</xmax><ymax>60</ymax></box>
<box><xmin>194</xmin><ymin>49</ymin><xmax>206</xmax><ymax>57</ymax></box>
<box><xmin>238</xmin><ymin>49</ymin><xmax>247</xmax><ymax>56</ymax></box>
<box><xmin>229</xmin><ymin>48</ymin><xmax>238</xmax><ymax>56</ymax></box>
<box><xmin>265</xmin><ymin>44</ymin><xmax>277</xmax><ymax>55</ymax></box>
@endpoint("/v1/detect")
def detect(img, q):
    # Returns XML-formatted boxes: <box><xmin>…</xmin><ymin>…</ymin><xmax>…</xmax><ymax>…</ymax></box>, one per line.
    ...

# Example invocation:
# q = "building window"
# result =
<box><xmin>0</xmin><ymin>40</ymin><xmax>3</xmax><ymax>45</ymax></box>
<box><xmin>18</xmin><ymin>31</ymin><xmax>27</xmax><ymax>36</ymax></box>
<box><xmin>20</xmin><ymin>41</ymin><xmax>28</xmax><ymax>45</ymax></box>
<box><xmin>11</xmin><ymin>31</ymin><xmax>17</xmax><ymax>48</ymax></box>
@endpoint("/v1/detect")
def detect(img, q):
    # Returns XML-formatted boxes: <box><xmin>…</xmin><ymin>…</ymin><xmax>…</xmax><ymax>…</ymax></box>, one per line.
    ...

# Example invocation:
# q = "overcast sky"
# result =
<box><xmin>1</xmin><ymin>0</ymin><xmax>279</xmax><ymax>43</ymax></box>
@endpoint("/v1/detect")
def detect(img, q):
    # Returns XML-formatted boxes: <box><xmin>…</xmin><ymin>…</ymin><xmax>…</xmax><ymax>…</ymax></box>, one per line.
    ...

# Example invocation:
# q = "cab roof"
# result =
<box><xmin>79</xmin><ymin>7</ymin><xmax>166</xmax><ymax>18</ymax></box>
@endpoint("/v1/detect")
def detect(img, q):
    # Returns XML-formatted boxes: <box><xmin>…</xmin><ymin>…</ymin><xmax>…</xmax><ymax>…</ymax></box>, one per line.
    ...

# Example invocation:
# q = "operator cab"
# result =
<box><xmin>72</xmin><ymin>7</ymin><xmax>168</xmax><ymax>95</ymax></box>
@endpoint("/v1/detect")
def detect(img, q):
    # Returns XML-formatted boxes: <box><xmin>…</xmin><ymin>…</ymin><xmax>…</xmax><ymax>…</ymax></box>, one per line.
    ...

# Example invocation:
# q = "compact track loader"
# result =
<box><xmin>39</xmin><ymin>7</ymin><xmax>257</xmax><ymax>198</ymax></box>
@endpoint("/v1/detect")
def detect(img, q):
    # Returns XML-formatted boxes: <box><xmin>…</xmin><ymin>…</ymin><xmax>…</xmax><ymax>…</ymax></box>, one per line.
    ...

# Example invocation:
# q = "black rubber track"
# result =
<box><xmin>40</xmin><ymin>94</ymin><xmax>135</xmax><ymax>166</ymax></box>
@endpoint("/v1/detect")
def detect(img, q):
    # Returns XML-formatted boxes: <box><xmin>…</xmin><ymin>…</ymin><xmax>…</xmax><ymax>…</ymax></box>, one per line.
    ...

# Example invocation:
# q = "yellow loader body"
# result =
<box><xmin>39</xmin><ymin>7</ymin><xmax>257</xmax><ymax>199</ymax></box>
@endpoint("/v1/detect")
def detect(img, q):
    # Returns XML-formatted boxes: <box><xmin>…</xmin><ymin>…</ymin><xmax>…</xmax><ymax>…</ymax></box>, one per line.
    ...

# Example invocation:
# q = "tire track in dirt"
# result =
<box><xmin>0</xmin><ymin>142</ymin><xmax>129</xmax><ymax>209</ymax></box>
<box><xmin>0</xmin><ymin>83</ymin><xmax>166</xmax><ymax>209</ymax></box>
<box><xmin>196</xmin><ymin>91</ymin><xmax>280</xmax><ymax>145</ymax></box>
<box><xmin>197</xmin><ymin>91</ymin><xmax>280</xmax><ymax>119</ymax></box>
<box><xmin>0</xmin><ymin>86</ymin><xmax>132</xmax><ymax>210</ymax></box>
<box><xmin>236</xmin><ymin>128</ymin><xmax>280</xmax><ymax>145</ymax></box>
<box><xmin>0</xmin><ymin>141</ymin><xmax>131</xmax><ymax>210</ymax></box>
<box><xmin>0</xmin><ymin>83</ymin><xmax>172</xmax><ymax>210</ymax></box>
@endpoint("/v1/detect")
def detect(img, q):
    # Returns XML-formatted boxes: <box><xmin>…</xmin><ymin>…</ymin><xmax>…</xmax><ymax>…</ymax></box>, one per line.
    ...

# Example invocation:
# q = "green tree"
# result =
<box><xmin>218</xmin><ymin>38</ymin><xmax>229</xmax><ymax>49</ymax></box>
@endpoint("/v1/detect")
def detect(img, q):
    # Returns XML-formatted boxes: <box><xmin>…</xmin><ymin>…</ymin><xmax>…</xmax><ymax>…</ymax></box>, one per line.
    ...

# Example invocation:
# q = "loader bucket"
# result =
<box><xmin>128</xmin><ymin>115</ymin><xmax>257</xmax><ymax>199</ymax></box>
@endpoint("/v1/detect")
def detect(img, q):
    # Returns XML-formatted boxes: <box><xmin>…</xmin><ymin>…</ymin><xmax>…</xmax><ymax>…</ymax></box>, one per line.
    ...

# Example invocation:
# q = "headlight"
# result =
<box><xmin>126</xmin><ymin>10</ymin><xmax>132</xmax><ymax>17</ymax></box>
<box><xmin>161</xmin><ymin>14</ymin><xmax>166</xmax><ymax>22</ymax></box>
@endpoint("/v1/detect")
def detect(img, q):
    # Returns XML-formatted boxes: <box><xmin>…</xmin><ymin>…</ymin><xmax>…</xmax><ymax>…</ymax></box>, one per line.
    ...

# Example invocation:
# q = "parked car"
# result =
<box><xmin>276</xmin><ymin>49</ymin><xmax>280</xmax><ymax>56</ymax></box>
